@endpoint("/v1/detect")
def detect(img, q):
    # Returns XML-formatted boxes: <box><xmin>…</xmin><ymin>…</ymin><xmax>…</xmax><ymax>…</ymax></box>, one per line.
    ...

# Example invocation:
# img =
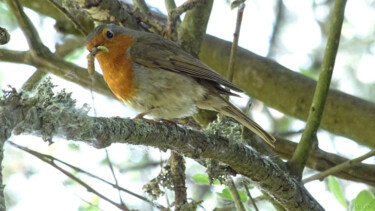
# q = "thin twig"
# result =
<box><xmin>225</xmin><ymin>176</ymin><xmax>245</xmax><ymax>211</ymax></box>
<box><xmin>119</xmin><ymin>161</ymin><xmax>162</xmax><ymax>173</ymax></box>
<box><xmin>21</xmin><ymin>70</ymin><xmax>48</xmax><ymax>92</ymax></box>
<box><xmin>105</xmin><ymin>149</ymin><xmax>125</xmax><ymax>206</ymax></box>
<box><xmin>48</xmin><ymin>0</ymin><xmax>89</xmax><ymax>35</ymax></box>
<box><xmin>72</xmin><ymin>192</ymin><xmax>105</xmax><ymax>211</ymax></box>
<box><xmin>276</xmin><ymin>129</ymin><xmax>304</xmax><ymax>137</ymax></box>
<box><xmin>129</xmin><ymin>7</ymin><xmax>165</xmax><ymax>34</ymax></box>
<box><xmin>227</xmin><ymin>2</ymin><xmax>245</xmax><ymax>82</ymax></box>
<box><xmin>165</xmin><ymin>0</ymin><xmax>180</xmax><ymax>23</ymax></box>
<box><xmin>244</xmin><ymin>185</ymin><xmax>259</xmax><ymax>211</ymax></box>
<box><xmin>5</xmin><ymin>0</ymin><xmax>44</xmax><ymax>52</ymax></box>
<box><xmin>166</xmin><ymin>0</ymin><xmax>202</xmax><ymax>38</ymax></box>
<box><xmin>8</xmin><ymin>141</ymin><xmax>130</xmax><ymax>211</ymax></box>
<box><xmin>303</xmin><ymin>149</ymin><xmax>375</xmax><ymax>183</ymax></box>
<box><xmin>273</xmin><ymin>136</ymin><xmax>375</xmax><ymax>186</ymax></box>
<box><xmin>132</xmin><ymin>0</ymin><xmax>151</xmax><ymax>15</ymax></box>
<box><xmin>267</xmin><ymin>0</ymin><xmax>285</xmax><ymax>57</ymax></box>
<box><xmin>288</xmin><ymin>0</ymin><xmax>348</xmax><ymax>178</ymax></box>
<box><xmin>8</xmin><ymin>141</ymin><xmax>166</xmax><ymax>209</ymax></box>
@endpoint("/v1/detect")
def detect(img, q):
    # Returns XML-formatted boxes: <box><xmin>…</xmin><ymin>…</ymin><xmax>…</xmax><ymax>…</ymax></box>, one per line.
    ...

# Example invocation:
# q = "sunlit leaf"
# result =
<box><xmin>217</xmin><ymin>188</ymin><xmax>247</xmax><ymax>202</ymax></box>
<box><xmin>352</xmin><ymin>190</ymin><xmax>375</xmax><ymax>211</ymax></box>
<box><xmin>192</xmin><ymin>174</ymin><xmax>220</xmax><ymax>185</ymax></box>
<box><xmin>328</xmin><ymin>176</ymin><xmax>347</xmax><ymax>208</ymax></box>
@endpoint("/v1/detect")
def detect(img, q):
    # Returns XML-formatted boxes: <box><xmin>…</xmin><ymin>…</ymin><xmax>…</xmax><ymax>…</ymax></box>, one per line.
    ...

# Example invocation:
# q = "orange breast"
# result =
<box><xmin>95</xmin><ymin>35</ymin><xmax>137</xmax><ymax>101</ymax></box>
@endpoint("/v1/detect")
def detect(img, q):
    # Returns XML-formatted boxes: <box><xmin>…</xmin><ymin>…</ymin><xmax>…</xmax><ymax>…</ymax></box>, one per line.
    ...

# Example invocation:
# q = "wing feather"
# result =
<box><xmin>129</xmin><ymin>33</ymin><xmax>243</xmax><ymax>93</ymax></box>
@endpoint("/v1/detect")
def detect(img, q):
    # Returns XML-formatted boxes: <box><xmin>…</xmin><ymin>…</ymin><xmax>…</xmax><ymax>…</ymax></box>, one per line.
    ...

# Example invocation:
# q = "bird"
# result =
<box><xmin>86</xmin><ymin>24</ymin><xmax>276</xmax><ymax>147</ymax></box>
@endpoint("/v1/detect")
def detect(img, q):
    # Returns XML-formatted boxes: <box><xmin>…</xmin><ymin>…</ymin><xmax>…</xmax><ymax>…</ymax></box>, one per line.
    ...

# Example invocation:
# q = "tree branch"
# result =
<box><xmin>288</xmin><ymin>0</ymin><xmax>348</xmax><ymax>178</ymax></box>
<box><xmin>48</xmin><ymin>0</ymin><xmax>92</xmax><ymax>35</ymax></box>
<box><xmin>267</xmin><ymin>0</ymin><xmax>285</xmax><ymax>57</ymax></box>
<box><xmin>177</xmin><ymin>0</ymin><xmax>213</xmax><ymax>57</ymax></box>
<box><xmin>169</xmin><ymin>152</ymin><xmax>187</xmax><ymax>210</ymax></box>
<box><xmin>132</xmin><ymin>0</ymin><xmax>150</xmax><ymax>15</ymax></box>
<box><xmin>0</xmin><ymin>80</ymin><xmax>323</xmax><ymax>210</ymax></box>
<box><xmin>225</xmin><ymin>176</ymin><xmax>245</xmax><ymax>211</ymax></box>
<box><xmin>227</xmin><ymin>2</ymin><xmax>244</xmax><ymax>82</ymax></box>
<box><xmin>166</xmin><ymin>0</ymin><xmax>202</xmax><ymax>39</ymax></box>
<box><xmin>274</xmin><ymin>137</ymin><xmax>375</xmax><ymax>186</ymax></box>
<box><xmin>75</xmin><ymin>0</ymin><xmax>139</xmax><ymax>29</ymax></box>
<box><xmin>8</xmin><ymin>141</ymin><xmax>130</xmax><ymax>210</ymax></box>
<box><xmin>303</xmin><ymin>149</ymin><xmax>375</xmax><ymax>183</ymax></box>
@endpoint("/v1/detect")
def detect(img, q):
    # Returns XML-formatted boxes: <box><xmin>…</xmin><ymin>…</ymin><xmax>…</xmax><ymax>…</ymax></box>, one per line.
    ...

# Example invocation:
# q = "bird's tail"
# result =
<box><xmin>219</xmin><ymin>101</ymin><xmax>276</xmax><ymax>147</ymax></box>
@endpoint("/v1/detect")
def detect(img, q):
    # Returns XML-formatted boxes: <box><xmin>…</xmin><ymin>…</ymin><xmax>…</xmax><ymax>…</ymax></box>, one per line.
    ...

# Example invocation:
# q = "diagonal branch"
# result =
<box><xmin>288</xmin><ymin>0</ymin><xmax>348</xmax><ymax>178</ymax></box>
<box><xmin>8</xmin><ymin>141</ymin><xmax>166</xmax><ymax>209</ymax></box>
<box><xmin>227</xmin><ymin>2</ymin><xmax>245</xmax><ymax>82</ymax></box>
<box><xmin>105</xmin><ymin>150</ymin><xmax>125</xmax><ymax>206</ymax></box>
<box><xmin>303</xmin><ymin>149</ymin><xmax>375</xmax><ymax>183</ymax></box>
<box><xmin>48</xmin><ymin>0</ymin><xmax>92</xmax><ymax>35</ymax></box>
<box><xmin>225</xmin><ymin>176</ymin><xmax>245</xmax><ymax>211</ymax></box>
<box><xmin>166</xmin><ymin>0</ymin><xmax>202</xmax><ymax>38</ymax></box>
<box><xmin>274</xmin><ymin>137</ymin><xmax>375</xmax><ymax>186</ymax></box>
<box><xmin>132</xmin><ymin>0</ymin><xmax>151</xmax><ymax>15</ymax></box>
<box><xmin>8</xmin><ymin>141</ymin><xmax>130</xmax><ymax>211</ymax></box>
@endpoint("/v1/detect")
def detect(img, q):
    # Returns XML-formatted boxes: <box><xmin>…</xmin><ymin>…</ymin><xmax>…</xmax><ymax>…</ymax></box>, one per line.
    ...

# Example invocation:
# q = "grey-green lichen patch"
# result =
<box><xmin>202</xmin><ymin>117</ymin><xmax>243</xmax><ymax>184</ymax></box>
<box><xmin>143</xmin><ymin>164</ymin><xmax>172</xmax><ymax>200</ymax></box>
<box><xmin>205</xmin><ymin>116</ymin><xmax>242</xmax><ymax>143</ymax></box>
<box><xmin>13</xmin><ymin>77</ymin><xmax>92</xmax><ymax>144</ymax></box>
<box><xmin>180</xmin><ymin>200</ymin><xmax>203</xmax><ymax>211</ymax></box>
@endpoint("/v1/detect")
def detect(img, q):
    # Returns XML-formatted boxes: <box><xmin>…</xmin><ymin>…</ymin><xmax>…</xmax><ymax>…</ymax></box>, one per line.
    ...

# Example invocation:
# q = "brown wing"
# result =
<box><xmin>129</xmin><ymin>32</ymin><xmax>243</xmax><ymax>93</ymax></box>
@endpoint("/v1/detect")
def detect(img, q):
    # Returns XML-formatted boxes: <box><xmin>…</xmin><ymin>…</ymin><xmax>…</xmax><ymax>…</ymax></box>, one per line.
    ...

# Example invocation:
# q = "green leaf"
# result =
<box><xmin>192</xmin><ymin>174</ymin><xmax>220</xmax><ymax>185</ymax></box>
<box><xmin>328</xmin><ymin>176</ymin><xmax>347</xmax><ymax>208</ymax></box>
<box><xmin>217</xmin><ymin>188</ymin><xmax>247</xmax><ymax>202</ymax></box>
<box><xmin>193</xmin><ymin>174</ymin><xmax>210</xmax><ymax>184</ymax></box>
<box><xmin>237</xmin><ymin>190</ymin><xmax>248</xmax><ymax>202</ymax></box>
<box><xmin>353</xmin><ymin>190</ymin><xmax>375</xmax><ymax>211</ymax></box>
<box><xmin>299</xmin><ymin>68</ymin><xmax>319</xmax><ymax>80</ymax></box>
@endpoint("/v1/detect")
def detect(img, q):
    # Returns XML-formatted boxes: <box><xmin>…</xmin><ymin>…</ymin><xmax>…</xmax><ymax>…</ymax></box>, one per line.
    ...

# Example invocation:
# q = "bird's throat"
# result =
<box><xmin>96</xmin><ymin>35</ymin><xmax>136</xmax><ymax>101</ymax></box>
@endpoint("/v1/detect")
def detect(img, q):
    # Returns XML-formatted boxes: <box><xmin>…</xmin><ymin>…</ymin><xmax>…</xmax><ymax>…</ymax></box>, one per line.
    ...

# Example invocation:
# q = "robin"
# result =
<box><xmin>86</xmin><ymin>24</ymin><xmax>276</xmax><ymax>147</ymax></box>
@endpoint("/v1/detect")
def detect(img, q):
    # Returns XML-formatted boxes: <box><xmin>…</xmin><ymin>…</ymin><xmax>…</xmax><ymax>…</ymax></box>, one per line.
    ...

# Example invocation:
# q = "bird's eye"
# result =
<box><xmin>106</xmin><ymin>30</ymin><xmax>114</xmax><ymax>39</ymax></box>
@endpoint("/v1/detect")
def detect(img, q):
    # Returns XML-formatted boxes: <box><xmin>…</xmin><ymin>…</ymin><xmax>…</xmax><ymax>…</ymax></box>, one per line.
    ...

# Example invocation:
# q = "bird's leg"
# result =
<box><xmin>134</xmin><ymin>110</ymin><xmax>153</xmax><ymax>119</ymax></box>
<box><xmin>159</xmin><ymin>119</ymin><xmax>177</xmax><ymax>125</ymax></box>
